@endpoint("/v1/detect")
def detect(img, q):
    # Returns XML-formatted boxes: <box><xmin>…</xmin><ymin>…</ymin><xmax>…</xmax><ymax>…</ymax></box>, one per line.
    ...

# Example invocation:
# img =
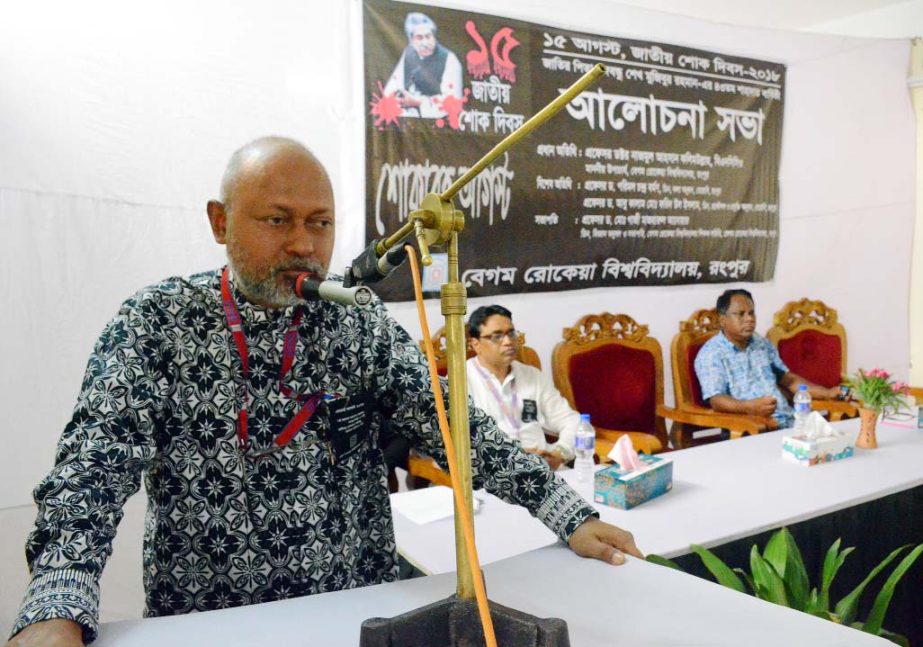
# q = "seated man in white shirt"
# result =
<box><xmin>466</xmin><ymin>305</ymin><xmax>580</xmax><ymax>470</ymax></box>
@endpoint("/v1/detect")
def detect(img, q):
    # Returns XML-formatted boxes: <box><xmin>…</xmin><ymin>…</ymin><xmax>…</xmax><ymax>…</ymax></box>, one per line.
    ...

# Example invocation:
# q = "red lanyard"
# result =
<box><xmin>472</xmin><ymin>360</ymin><xmax>521</xmax><ymax>433</ymax></box>
<box><xmin>221</xmin><ymin>267</ymin><xmax>322</xmax><ymax>450</ymax></box>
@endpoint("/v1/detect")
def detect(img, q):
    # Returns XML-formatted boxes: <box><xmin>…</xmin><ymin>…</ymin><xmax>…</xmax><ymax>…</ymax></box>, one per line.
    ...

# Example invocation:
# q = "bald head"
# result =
<box><xmin>219</xmin><ymin>136</ymin><xmax>328</xmax><ymax>211</ymax></box>
<box><xmin>207</xmin><ymin>136</ymin><xmax>336</xmax><ymax>308</ymax></box>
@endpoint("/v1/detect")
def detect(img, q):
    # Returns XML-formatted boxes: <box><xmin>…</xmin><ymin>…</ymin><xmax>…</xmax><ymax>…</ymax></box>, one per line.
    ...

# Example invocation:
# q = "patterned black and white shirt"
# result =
<box><xmin>13</xmin><ymin>269</ymin><xmax>596</xmax><ymax>642</ymax></box>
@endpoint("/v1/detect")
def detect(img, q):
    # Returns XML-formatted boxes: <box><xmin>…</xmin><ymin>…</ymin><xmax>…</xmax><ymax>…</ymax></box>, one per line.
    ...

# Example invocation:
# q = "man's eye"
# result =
<box><xmin>267</xmin><ymin>217</ymin><xmax>285</xmax><ymax>225</ymax></box>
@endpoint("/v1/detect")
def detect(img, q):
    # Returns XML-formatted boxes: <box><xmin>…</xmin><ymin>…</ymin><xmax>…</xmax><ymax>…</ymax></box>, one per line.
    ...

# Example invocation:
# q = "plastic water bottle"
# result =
<box><xmin>574</xmin><ymin>414</ymin><xmax>596</xmax><ymax>483</ymax></box>
<box><xmin>793</xmin><ymin>384</ymin><xmax>812</xmax><ymax>432</ymax></box>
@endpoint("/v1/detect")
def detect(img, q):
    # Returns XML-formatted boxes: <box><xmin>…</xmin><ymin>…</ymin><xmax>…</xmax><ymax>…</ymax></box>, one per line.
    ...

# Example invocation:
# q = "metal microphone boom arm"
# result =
<box><xmin>372</xmin><ymin>63</ymin><xmax>607</xmax><ymax>601</ymax></box>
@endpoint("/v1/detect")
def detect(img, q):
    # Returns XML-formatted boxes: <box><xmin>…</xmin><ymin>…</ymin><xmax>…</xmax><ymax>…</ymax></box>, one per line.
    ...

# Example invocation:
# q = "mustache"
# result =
<box><xmin>272</xmin><ymin>260</ymin><xmax>327</xmax><ymax>279</ymax></box>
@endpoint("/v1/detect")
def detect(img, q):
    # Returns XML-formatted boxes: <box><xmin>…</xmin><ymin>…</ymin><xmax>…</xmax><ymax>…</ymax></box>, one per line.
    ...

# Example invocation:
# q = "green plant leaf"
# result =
<box><xmin>646</xmin><ymin>554</ymin><xmax>682</xmax><ymax>570</ymax></box>
<box><xmin>819</xmin><ymin>538</ymin><xmax>841</xmax><ymax>609</ymax></box>
<box><xmin>750</xmin><ymin>545</ymin><xmax>789</xmax><ymax>607</ymax></box>
<box><xmin>763</xmin><ymin>528</ymin><xmax>809</xmax><ymax>611</ymax></box>
<box><xmin>690</xmin><ymin>544</ymin><xmax>746</xmax><ymax>593</ymax></box>
<box><xmin>733</xmin><ymin>567</ymin><xmax>755</xmax><ymax>595</ymax></box>
<box><xmin>878</xmin><ymin>628</ymin><xmax>911</xmax><ymax>647</ymax></box>
<box><xmin>804</xmin><ymin>588</ymin><xmax>821</xmax><ymax>615</ymax></box>
<box><xmin>762</xmin><ymin>529</ymin><xmax>788</xmax><ymax>576</ymax></box>
<box><xmin>862</xmin><ymin>544</ymin><xmax>923</xmax><ymax>636</ymax></box>
<box><xmin>820</xmin><ymin>539</ymin><xmax>854</xmax><ymax>612</ymax></box>
<box><xmin>834</xmin><ymin>545</ymin><xmax>908</xmax><ymax>626</ymax></box>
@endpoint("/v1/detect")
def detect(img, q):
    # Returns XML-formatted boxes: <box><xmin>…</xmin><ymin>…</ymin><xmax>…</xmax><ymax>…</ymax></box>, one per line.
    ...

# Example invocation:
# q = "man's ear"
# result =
<box><xmin>206</xmin><ymin>200</ymin><xmax>228</xmax><ymax>244</ymax></box>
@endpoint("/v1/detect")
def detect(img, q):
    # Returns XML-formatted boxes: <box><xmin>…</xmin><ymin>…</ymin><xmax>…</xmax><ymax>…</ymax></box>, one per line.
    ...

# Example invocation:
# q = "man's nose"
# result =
<box><xmin>285</xmin><ymin>227</ymin><xmax>316</xmax><ymax>257</ymax></box>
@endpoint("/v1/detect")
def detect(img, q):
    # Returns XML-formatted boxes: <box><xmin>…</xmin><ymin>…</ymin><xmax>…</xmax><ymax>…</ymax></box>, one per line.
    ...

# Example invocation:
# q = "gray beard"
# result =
<box><xmin>227</xmin><ymin>256</ymin><xmax>327</xmax><ymax>309</ymax></box>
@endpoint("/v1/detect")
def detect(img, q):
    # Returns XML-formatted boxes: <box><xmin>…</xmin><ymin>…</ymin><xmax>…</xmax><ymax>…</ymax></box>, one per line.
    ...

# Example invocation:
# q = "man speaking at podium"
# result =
<box><xmin>7</xmin><ymin>137</ymin><xmax>640</xmax><ymax>646</ymax></box>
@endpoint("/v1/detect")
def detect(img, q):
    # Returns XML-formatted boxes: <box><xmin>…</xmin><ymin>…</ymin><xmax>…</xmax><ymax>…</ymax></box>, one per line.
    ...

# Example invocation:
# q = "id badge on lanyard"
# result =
<box><xmin>472</xmin><ymin>361</ymin><xmax>521</xmax><ymax>435</ymax></box>
<box><xmin>220</xmin><ymin>267</ymin><xmax>322</xmax><ymax>451</ymax></box>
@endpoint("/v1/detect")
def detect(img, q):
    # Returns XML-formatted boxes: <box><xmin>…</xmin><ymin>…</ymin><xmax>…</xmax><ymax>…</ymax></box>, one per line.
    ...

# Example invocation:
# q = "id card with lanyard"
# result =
<box><xmin>471</xmin><ymin>360</ymin><xmax>522</xmax><ymax>438</ymax></box>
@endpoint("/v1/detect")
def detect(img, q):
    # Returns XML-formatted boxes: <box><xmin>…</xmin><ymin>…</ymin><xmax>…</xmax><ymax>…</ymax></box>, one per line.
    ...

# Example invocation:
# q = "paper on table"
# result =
<box><xmin>390</xmin><ymin>486</ymin><xmax>483</xmax><ymax>525</ymax></box>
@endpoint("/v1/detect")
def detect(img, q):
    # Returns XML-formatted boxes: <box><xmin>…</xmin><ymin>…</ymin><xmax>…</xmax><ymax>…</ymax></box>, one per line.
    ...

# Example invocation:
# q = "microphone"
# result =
<box><xmin>343</xmin><ymin>239</ymin><xmax>408</xmax><ymax>288</ymax></box>
<box><xmin>293</xmin><ymin>274</ymin><xmax>374</xmax><ymax>307</ymax></box>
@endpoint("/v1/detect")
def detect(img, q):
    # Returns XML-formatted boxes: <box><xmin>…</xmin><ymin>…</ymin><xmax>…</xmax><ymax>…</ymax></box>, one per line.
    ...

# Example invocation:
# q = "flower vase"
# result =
<box><xmin>856</xmin><ymin>407</ymin><xmax>879</xmax><ymax>449</ymax></box>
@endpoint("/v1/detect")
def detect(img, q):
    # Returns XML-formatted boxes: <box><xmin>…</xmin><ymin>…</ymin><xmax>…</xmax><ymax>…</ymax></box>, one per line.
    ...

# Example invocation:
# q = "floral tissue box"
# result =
<box><xmin>781</xmin><ymin>433</ymin><xmax>854</xmax><ymax>467</ymax></box>
<box><xmin>593</xmin><ymin>454</ymin><xmax>673</xmax><ymax>509</ymax></box>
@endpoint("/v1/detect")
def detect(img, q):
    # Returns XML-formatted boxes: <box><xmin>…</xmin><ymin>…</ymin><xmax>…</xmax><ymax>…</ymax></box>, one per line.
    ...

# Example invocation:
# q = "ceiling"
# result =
<box><xmin>609</xmin><ymin>0</ymin><xmax>910</xmax><ymax>30</ymax></box>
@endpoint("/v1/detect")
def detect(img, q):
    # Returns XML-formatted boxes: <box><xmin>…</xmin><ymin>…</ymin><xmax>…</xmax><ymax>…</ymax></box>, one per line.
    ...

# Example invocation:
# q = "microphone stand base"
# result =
<box><xmin>360</xmin><ymin>594</ymin><xmax>570</xmax><ymax>647</ymax></box>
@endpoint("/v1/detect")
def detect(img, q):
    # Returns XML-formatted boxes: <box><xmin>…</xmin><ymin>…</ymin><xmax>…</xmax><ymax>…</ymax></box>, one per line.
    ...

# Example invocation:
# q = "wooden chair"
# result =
<box><xmin>551</xmin><ymin>312</ymin><xmax>670</xmax><ymax>459</ymax></box>
<box><xmin>906</xmin><ymin>386</ymin><xmax>923</xmax><ymax>406</ymax></box>
<box><xmin>669</xmin><ymin>308</ymin><xmax>776</xmax><ymax>449</ymax></box>
<box><xmin>407</xmin><ymin>326</ymin><xmax>542</xmax><ymax>487</ymax></box>
<box><xmin>766</xmin><ymin>298</ymin><xmax>857</xmax><ymax>422</ymax></box>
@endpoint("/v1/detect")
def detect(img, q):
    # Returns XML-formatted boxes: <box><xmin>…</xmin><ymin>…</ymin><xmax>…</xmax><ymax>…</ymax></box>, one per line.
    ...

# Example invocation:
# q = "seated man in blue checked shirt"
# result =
<box><xmin>694</xmin><ymin>289</ymin><xmax>840</xmax><ymax>429</ymax></box>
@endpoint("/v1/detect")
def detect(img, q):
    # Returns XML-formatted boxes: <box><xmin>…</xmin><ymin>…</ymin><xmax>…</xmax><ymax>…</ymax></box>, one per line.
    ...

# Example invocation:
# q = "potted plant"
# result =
<box><xmin>847</xmin><ymin>368</ymin><xmax>910</xmax><ymax>448</ymax></box>
<box><xmin>648</xmin><ymin>528</ymin><xmax>923</xmax><ymax>645</ymax></box>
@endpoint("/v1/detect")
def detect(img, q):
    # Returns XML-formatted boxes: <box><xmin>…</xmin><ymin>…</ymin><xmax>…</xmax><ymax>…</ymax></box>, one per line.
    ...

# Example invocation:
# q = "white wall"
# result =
<box><xmin>0</xmin><ymin>0</ymin><xmax>915</xmax><ymax>635</ymax></box>
<box><xmin>809</xmin><ymin>0</ymin><xmax>923</xmax><ymax>37</ymax></box>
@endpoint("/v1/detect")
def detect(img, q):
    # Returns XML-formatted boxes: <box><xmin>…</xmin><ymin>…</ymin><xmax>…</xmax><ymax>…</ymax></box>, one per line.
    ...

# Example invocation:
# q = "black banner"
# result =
<box><xmin>364</xmin><ymin>1</ymin><xmax>784</xmax><ymax>300</ymax></box>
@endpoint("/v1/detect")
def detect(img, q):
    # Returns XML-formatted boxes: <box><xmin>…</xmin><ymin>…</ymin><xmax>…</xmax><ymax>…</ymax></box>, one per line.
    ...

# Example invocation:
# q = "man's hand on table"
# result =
<box><xmin>5</xmin><ymin>619</ymin><xmax>83</xmax><ymax>646</ymax></box>
<box><xmin>568</xmin><ymin>517</ymin><xmax>644</xmax><ymax>565</ymax></box>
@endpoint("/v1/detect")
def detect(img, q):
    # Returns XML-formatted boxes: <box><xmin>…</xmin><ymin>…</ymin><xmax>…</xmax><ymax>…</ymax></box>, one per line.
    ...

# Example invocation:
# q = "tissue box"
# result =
<box><xmin>593</xmin><ymin>454</ymin><xmax>673</xmax><ymax>509</ymax></box>
<box><xmin>781</xmin><ymin>433</ymin><xmax>854</xmax><ymax>466</ymax></box>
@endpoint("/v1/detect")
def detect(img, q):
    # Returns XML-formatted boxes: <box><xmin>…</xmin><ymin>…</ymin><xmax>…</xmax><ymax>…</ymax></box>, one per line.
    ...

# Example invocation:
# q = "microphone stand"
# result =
<box><xmin>361</xmin><ymin>64</ymin><xmax>606</xmax><ymax>647</ymax></box>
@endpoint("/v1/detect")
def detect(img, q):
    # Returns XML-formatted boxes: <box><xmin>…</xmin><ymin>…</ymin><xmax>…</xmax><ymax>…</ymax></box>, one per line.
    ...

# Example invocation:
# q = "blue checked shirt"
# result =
<box><xmin>694</xmin><ymin>331</ymin><xmax>793</xmax><ymax>428</ymax></box>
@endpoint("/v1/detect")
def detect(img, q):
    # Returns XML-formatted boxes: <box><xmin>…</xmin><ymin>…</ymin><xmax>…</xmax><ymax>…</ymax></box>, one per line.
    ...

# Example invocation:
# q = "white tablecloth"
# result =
<box><xmin>96</xmin><ymin>544</ymin><xmax>888</xmax><ymax>646</ymax></box>
<box><xmin>393</xmin><ymin>415</ymin><xmax>923</xmax><ymax>574</ymax></box>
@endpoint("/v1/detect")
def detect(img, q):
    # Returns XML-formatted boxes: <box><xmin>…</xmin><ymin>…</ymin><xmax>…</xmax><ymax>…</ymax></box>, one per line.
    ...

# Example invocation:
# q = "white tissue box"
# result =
<box><xmin>781</xmin><ymin>433</ymin><xmax>854</xmax><ymax>467</ymax></box>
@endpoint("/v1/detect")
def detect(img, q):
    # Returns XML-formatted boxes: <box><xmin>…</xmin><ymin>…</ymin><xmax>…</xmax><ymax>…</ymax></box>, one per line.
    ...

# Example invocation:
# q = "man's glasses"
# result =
<box><xmin>479</xmin><ymin>329</ymin><xmax>519</xmax><ymax>344</ymax></box>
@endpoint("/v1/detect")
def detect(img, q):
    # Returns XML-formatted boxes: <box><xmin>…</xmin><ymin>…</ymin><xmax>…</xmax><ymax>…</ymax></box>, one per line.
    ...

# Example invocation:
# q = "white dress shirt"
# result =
<box><xmin>466</xmin><ymin>357</ymin><xmax>580</xmax><ymax>461</ymax></box>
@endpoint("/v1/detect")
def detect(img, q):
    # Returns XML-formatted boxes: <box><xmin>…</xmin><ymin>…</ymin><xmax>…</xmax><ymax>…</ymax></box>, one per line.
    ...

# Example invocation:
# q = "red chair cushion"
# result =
<box><xmin>568</xmin><ymin>344</ymin><xmax>655</xmax><ymax>432</ymax></box>
<box><xmin>777</xmin><ymin>331</ymin><xmax>842</xmax><ymax>388</ymax></box>
<box><xmin>686</xmin><ymin>341</ymin><xmax>707</xmax><ymax>406</ymax></box>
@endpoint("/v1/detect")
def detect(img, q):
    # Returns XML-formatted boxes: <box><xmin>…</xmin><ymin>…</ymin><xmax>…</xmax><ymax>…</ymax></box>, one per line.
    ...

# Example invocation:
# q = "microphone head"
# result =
<box><xmin>293</xmin><ymin>273</ymin><xmax>321</xmax><ymax>301</ymax></box>
<box><xmin>293</xmin><ymin>273</ymin><xmax>374</xmax><ymax>308</ymax></box>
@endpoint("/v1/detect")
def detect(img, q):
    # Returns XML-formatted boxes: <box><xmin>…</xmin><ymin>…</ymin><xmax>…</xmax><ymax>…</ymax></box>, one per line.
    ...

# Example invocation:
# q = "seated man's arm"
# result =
<box><xmin>8</xmin><ymin>303</ymin><xmax>164</xmax><ymax>645</ymax></box>
<box><xmin>778</xmin><ymin>371</ymin><xmax>840</xmax><ymax>400</ymax></box>
<box><xmin>708</xmin><ymin>393</ymin><xmax>778</xmax><ymax>417</ymax></box>
<box><xmin>534</xmin><ymin>371</ymin><xmax>579</xmax><ymax>465</ymax></box>
<box><xmin>695</xmin><ymin>340</ymin><xmax>776</xmax><ymax>417</ymax></box>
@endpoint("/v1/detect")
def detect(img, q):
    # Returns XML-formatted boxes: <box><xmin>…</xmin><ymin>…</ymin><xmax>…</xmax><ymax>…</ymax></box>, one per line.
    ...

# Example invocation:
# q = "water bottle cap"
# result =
<box><xmin>580</xmin><ymin>413</ymin><xmax>591</xmax><ymax>423</ymax></box>
<box><xmin>798</xmin><ymin>384</ymin><xmax>808</xmax><ymax>391</ymax></box>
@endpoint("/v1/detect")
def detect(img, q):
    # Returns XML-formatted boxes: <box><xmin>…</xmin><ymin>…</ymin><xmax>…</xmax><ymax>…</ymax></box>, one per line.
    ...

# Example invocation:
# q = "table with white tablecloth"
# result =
<box><xmin>392</xmin><ymin>415</ymin><xmax>923</xmax><ymax>574</ymax></box>
<box><xmin>95</xmin><ymin>542</ymin><xmax>889</xmax><ymax>646</ymax></box>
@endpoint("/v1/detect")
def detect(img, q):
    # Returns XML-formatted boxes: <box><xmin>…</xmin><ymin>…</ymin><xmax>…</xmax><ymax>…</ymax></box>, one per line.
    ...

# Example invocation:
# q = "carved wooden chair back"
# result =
<box><xmin>670</xmin><ymin>308</ymin><xmax>721</xmax><ymax>410</ymax></box>
<box><xmin>766</xmin><ymin>298</ymin><xmax>847</xmax><ymax>388</ymax></box>
<box><xmin>552</xmin><ymin>312</ymin><xmax>667</xmax><ymax>454</ymax></box>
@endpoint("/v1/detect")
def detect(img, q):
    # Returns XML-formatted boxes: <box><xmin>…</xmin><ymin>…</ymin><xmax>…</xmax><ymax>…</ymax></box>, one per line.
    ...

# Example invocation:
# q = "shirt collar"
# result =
<box><xmin>471</xmin><ymin>356</ymin><xmax>516</xmax><ymax>388</ymax></box>
<box><xmin>716</xmin><ymin>330</ymin><xmax>753</xmax><ymax>352</ymax></box>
